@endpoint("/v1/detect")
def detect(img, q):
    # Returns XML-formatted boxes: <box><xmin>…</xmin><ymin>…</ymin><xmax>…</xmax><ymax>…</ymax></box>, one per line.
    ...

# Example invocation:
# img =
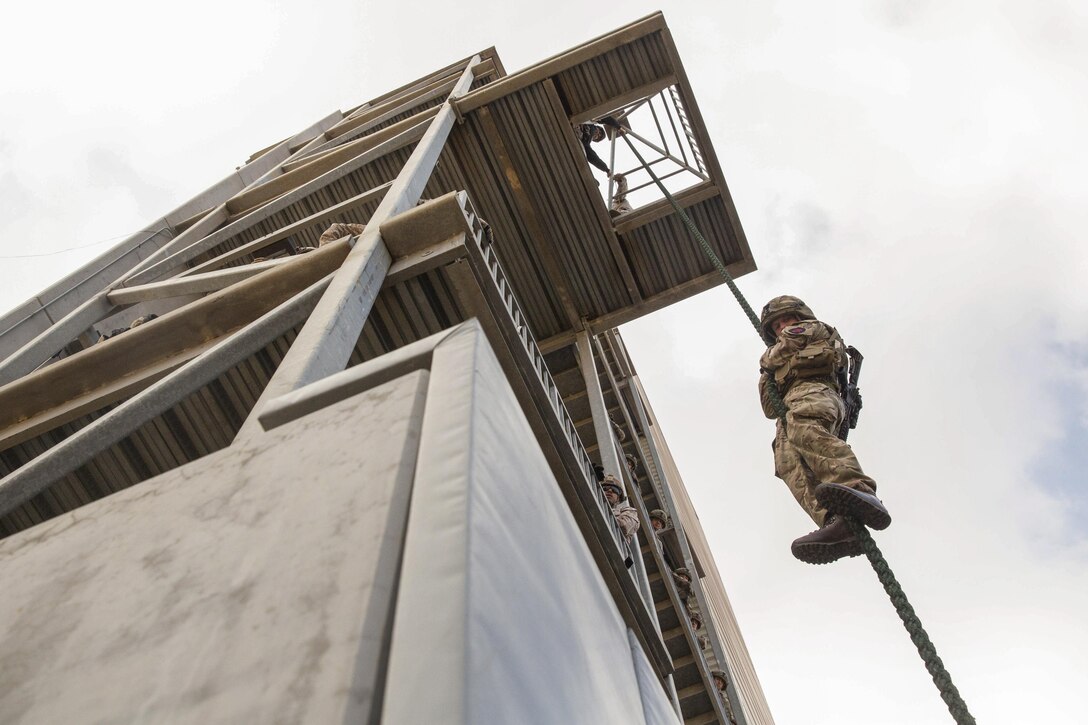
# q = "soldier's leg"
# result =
<box><xmin>783</xmin><ymin>383</ymin><xmax>876</xmax><ymax>492</ymax></box>
<box><xmin>772</xmin><ymin>423</ymin><xmax>827</xmax><ymax>526</ymax></box>
<box><xmin>785</xmin><ymin>382</ymin><xmax>890</xmax><ymax>529</ymax></box>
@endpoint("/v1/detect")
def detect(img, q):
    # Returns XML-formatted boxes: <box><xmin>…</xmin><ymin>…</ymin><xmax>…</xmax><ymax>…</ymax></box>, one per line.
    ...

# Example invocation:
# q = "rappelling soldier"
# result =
<box><xmin>758</xmin><ymin>295</ymin><xmax>890</xmax><ymax>564</ymax></box>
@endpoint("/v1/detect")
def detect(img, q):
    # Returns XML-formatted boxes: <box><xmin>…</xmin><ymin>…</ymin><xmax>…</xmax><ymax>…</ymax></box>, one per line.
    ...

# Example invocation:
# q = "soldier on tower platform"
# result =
<box><xmin>600</xmin><ymin>474</ymin><xmax>640</xmax><ymax>543</ymax></box>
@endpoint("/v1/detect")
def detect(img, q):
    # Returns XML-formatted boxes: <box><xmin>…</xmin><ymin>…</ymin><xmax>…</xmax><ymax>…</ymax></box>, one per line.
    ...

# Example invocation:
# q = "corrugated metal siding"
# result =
<box><xmin>620</xmin><ymin>195</ymin><xmax>741</xmax><ymax>298</ymax></box>
<box><xmin>554</xmin><ymin>32</ymin><xmax>673</xmax><ymax>117</ymax></box>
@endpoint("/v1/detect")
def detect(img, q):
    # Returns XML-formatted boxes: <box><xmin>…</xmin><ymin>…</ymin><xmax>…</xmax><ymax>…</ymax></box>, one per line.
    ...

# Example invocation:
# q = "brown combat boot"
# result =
<box><xmin>791</xmin><ymin>515</ymin><xmax>863</xmax><ymax>565</ymax></box>
<box><xmin>815</xmin><ymin>482</ymin><xmax>892</xmax><ymax>531</ymax></box>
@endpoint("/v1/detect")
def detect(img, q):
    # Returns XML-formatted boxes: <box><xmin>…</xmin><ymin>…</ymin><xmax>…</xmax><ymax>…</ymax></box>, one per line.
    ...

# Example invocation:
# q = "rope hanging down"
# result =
<box><xmin>620</xmin><ymin>135</ymin><xmax>975</xmax><ymax>725</ymax></box>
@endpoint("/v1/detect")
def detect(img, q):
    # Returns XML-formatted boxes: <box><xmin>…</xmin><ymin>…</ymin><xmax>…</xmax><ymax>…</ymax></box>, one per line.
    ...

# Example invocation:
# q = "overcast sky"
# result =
<box><xmin>2</xmin><ymin>1</ymin><xmax>1085</xmax><ymax>723</ymax></box>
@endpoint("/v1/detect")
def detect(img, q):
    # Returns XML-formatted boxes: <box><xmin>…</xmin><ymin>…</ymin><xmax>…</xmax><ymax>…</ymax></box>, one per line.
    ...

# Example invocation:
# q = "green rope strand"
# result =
<box><xmin>847</xmin><ymin>520</ymin><xmax>976</xmax><ymax>724</ymax></box>
<box><xmin>620</xmin><ymin>135</ymin><xmax>975</xmax><ymax>725</ymax></box>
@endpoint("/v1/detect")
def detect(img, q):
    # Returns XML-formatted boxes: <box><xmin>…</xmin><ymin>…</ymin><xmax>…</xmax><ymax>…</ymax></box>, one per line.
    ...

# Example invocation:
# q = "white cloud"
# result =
<box><xmin>2</xmin><ymin>0</ymin><xmax>1086</xmax><ymax>722</ymax></box>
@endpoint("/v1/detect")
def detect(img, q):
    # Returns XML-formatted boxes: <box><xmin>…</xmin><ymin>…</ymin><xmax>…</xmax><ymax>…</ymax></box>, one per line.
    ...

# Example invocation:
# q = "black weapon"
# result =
<box><xmin>837</xmin><ymin>346</ymin><xmax>864</xmax><ymax>441</ymax></box>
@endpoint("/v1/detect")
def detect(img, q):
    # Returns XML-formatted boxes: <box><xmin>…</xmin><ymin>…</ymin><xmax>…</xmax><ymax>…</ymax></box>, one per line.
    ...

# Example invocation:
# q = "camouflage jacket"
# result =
<box><xmin>318</xmin><ymin>222</ymin><xmax>366</xmax><ymax>246</ymax></box>
<box><xmin>611</xmin><ymin>500</ymin><xmax>640</xmax><ymax>541</ymax></box>
<box><xmin>758</xmin><ymin>319</ymin><xmax>847</xmax><ymax>419</ymax></box>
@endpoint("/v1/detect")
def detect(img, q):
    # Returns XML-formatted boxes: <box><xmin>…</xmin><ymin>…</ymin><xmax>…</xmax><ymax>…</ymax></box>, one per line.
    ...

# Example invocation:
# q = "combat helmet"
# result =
<box><xmin>759</xmin><ymin>295</ymin><xmax>815</xmax><ymax>345</ymax></box>
<box><xmin>649</xmin><ymin>509</ymin><xmax>669</xmax><ymax>527</ymax></box>
<box><xmin>600</xmin><ymin>474</ymin><xmax>626</xmax><ymax>500</ymax></box>
<box><xmin>710</xmin><ymin>670</ymin><xmax>729</xmax><ymax>689</ymax></box>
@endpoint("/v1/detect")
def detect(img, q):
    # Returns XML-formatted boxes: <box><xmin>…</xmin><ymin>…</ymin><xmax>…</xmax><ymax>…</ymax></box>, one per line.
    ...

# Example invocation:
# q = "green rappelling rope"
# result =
<box><xmin>619</xmin><ymin>135</ymin><xmax>975</xmax><ymax>725</ymax></box>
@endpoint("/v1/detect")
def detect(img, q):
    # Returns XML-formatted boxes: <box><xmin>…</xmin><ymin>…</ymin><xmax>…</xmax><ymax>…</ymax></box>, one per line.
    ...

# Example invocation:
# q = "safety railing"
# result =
<box><xmin>464</xmin><ymin>204</ymin><xmax>635</xmax><ymax>570</ymax></box>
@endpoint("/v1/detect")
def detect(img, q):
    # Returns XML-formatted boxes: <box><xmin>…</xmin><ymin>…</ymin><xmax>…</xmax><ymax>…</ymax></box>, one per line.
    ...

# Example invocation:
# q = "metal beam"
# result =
<box><xmin>0</xmin><ymin>273</ymin><xmax>333</xmax><ymax>520</ymax></box>
<box><xmin>0</xmin><ymin>292</ymin><xmax>115</xmax><ymax>388</ymax></box>
<box><xmin>280</xmin><ymin>107</ymin><xmax>439</xmax><ymax>173</ymax></box>
<box><xmin>236</xmin><ymin>57</ymin><xmax>482</xmax><ymax>439</ymax></box>
<box><xmin>107</xmin><ymin>258</ymin><xmax>296</xmax><ymax>305</ymax></box>
<box><xmin>123</xmin><ymin>119</ymin><xmax>428</xmax><ymax>287</ymax></box>
<box><xmin>575</xmin><ymin>329</ymin><xmax>622</xmax><ymax>478</ymax></box>
<box><xmin>0</xmin><ymin>240</ymin><xmax>350</xmax><ymax>436</ymax></box>
<box><xmin>226</xmin><ymin>113</ymin><xmax>432</xmax><ymax>215</ymax></box>
<box><xmin>177</xmin><ymin>182</ymin><xmax>391</xmax><ymax>278</ymax></box>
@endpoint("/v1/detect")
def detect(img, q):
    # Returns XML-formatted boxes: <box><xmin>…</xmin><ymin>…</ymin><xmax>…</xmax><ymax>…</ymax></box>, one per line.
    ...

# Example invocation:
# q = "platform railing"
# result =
<box><xmin>465</xmin><ymin>204</ymin><xmax>635</xmax><ymax>570</ymax></box>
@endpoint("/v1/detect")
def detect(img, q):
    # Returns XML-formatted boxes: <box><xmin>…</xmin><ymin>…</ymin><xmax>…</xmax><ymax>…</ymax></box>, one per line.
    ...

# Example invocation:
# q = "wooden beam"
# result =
<box><xmin>0</xmin><ymin>240</ymin><xmax>351</xmax><ymax>435</ymax></box>
<box><xmin>570</xmin><ymin>74</ymin><xmax>678</xmax><ymax>125</ymax></box>
<box><xmin>178</xmin><ymin>182</ymin><xmax>391</xmax><ymax>278</ymax></box>
<box><xmin>453</xmin><ymin>12</ymin><xmax>666</xmax><ymax>115</ymax></box>
<box><xmin>225</xmin><ymin>114</ymin><xmax>430</xmax><ymax>216</ymax></box>
<box><xmin>119</xmin><ymin>204</ymin><xmax>228</xmax><ymax>284</ymax></box>
<box><xmin>281</xmin><ymin>106</ymin><xmax>441</xmax><ymax>173</ymax></box>
<box><xmin>107</xmin><ymin>257</ymin><xmax>298</xmax><ymax>305</ymax></box>
<box><xmin>0</xmin><ymin>340</ymin><xmax>212</xmax><ymax>452</ymax></box>
<box><xmin>536</xmin><ymin>258</ymin><xmax>757</xmax><ymax>354</ymax></box>
<box><xmin>122</xmin><ymin>120</ymin><xmax>424</xmax><ymax>287</ymax></box>
<box><xmin>325</xmin><ymin>75</ymin><xmax>459</xmax><ymax>141</ymax></box>
<box><xmin>613</xmin><ymin>181</ymin><xmax>720</xmax><ymax>236</ymax></box>
<box><xmin>0</xmin><ymin>272</ymin><xmax>334</xmax><ymax>519</ymax></box>
<box><xmin>0</xmin><ymin>292</ymin><xmax>116</xmax><ymax>388</ymax></box>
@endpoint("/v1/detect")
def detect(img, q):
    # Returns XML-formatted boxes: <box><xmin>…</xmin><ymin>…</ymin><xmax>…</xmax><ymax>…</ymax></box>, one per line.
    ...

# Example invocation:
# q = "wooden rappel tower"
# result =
<box><xmin>0</xmin><ymin>13</ymin><xmax>777</xmax><ymax>725</ymax></box>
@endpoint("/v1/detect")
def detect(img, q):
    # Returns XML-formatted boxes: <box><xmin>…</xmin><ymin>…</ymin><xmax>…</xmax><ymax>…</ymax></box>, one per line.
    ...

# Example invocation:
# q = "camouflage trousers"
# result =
<box><xmin>772</xmin><ymin>381</ymin><xmax>877</xmax><ymax>526</ymax></box>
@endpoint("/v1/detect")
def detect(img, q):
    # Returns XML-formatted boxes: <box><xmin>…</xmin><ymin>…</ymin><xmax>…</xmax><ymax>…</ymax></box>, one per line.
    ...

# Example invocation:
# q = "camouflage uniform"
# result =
<box><xmin>318</xmin><ymin>222</ymin><xmax>366</xmax><ymax>247</ymax></box>
<box><xmin>601</xmin><ymin>474</ymin><xmax>640</xmax><ymax>542</ymax></box>
<box><xmin>758</xmin><ymin>314</ymin><xmax>876</xmax><ymax>527</ymax></box>
<box><xmin>710</xmin><ymin>670</ymin><xmax>739</xmax><ymax>725</ymax></box>
<box><xmin>609</xmin><ymin>173</ymin><xmax>633</xmax><ymax>216</ymax></box>
<box><xmin>759</xmin><ymin>296</ymin><xmax>890</xmax><ymax>564</ymax></box>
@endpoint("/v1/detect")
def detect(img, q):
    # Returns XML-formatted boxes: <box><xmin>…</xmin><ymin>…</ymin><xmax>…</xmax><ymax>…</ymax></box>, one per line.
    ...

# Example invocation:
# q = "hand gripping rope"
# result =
<box><xmin>620</xmin><ymin>136</ymin><xmax>975</xmax><ymax>725</ymax></box>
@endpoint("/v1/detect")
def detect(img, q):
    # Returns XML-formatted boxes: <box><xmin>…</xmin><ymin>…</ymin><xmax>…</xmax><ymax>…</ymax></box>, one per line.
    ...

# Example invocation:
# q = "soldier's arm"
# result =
<box><xmin>614</xmin><ymin>504</ymin><xmax>641</xmax><ymax>539</ymax></box>
<box><xmin>757</xmin><ymin>372</ymin><xmax>780</xmax><ymax>419</ymax></box>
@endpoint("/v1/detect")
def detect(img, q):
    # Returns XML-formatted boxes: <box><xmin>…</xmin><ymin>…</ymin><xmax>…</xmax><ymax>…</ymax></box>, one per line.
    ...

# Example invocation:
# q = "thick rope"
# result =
<box><xmin>620</xmin><ymin>136</ymin><xmax>975</xmax><ymax>725</ymax></box>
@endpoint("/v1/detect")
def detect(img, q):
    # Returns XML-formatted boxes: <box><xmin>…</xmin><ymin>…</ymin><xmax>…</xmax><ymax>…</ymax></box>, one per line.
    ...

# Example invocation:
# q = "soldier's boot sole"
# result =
<box><xmin>790</xmin><ymin>516</ymin><xmax>863</xmax><ymax>565</ymax></box>
<box><xmin>815</xmin><ymin>482</ymin><xmax>892</xmax><ymax>531</ymax></box>
<box><xmin>790</xmin><ymin>537</ymin><xmax>863</xmax><ymax>565</ymax></box>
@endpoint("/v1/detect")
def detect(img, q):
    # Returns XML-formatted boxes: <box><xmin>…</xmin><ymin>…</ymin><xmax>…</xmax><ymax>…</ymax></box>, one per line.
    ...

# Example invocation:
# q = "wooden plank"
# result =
<box><xmin>0</xmin><ymin>343</ymin><xmax>210</xmax><ymax>453</ymax></box>
<box><xmin>108</xmin><ymin>258</ymin><xmax>298</xmax><ymax>305</ymax></box>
